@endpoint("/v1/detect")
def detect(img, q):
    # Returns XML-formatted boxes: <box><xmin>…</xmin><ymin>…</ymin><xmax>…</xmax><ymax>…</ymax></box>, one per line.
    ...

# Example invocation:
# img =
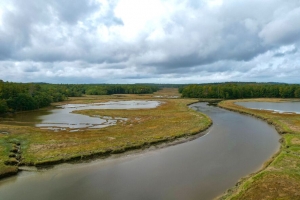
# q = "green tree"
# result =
<box><xmin>294</xmin><ymin>88</ymin><xmax>300</xmax><ymax>98</ymax></box>
<box><xmin>0</xmin><ymin>99</ymin><xmax>8</xmax><ymax>114</ymax></box>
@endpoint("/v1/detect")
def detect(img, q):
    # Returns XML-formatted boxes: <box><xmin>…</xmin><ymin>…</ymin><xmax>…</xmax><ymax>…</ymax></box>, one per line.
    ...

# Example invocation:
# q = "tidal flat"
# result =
<box><xmin>0</xmin><ymin>101</ymin><xmax>280</xmax><ymax>200</ymax></box>
<box><xmin>0</xmin><ymin>89</ymin><xmax>211</xmax><ymax>178</ymax></box>
<box><xmin>1</xmin><ymin>90</ymin><xmax>296</xmax><ymax>199</ymax></box>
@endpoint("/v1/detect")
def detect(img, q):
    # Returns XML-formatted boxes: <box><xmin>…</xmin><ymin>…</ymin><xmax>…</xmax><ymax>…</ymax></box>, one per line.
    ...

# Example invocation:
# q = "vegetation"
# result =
<box><xmin>84</xmin><ymin>84</ymin><xmax>159</xmax><ymax>95</ymax></box>
<box><xmin>3</xmin><ymin>80</ymin><xmax>300</xmax><ymax>199</ymax></box>
<box><xmin>0</xmin><ymin>81</ymin><xmax>159</xmax><ymax>114</ymax></box>
<box><xmin>0</xmin><ymin>89</ymin><xmax>212</xmax><ymax>178</ymax></box>
<box><xmin>218</xmin><ymin>99</ymin><xmax>300</xmax><ymax>200</ymax></box>
<box><xmin>180</xmin><ymin>82</ymin><xmax>300</xmax><ymax>99</ymax></box>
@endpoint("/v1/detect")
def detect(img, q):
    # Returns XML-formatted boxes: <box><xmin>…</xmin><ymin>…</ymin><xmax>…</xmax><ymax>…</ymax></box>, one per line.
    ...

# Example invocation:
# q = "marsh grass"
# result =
<box><xmin>0</xmin><ymin>88</ymin><xmax>211</xmax><ymax>177</ymax></box>
<box><xmin>219</xmin><ymin>99</ymin><xmax>300</xmax><ymax>200</ymax></box>
<box><xmin>0</xmin><ymin>136</ymin><xmax>19</xmax><ymax>178</ymax></box>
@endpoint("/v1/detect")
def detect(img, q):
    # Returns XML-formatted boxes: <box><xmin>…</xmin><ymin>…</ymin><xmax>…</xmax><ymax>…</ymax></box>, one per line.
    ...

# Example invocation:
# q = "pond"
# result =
<box><xmin>1</xmin><ymin>100</ymin><xmax>161</xmax><ymax>131</ymax></box>
<box><xmin>236</xmin><ymin>101</ymin><xmax>300</xmax><ymax>114</ymax></box>
<box><xmin>0</xmin><ymin>103</ymin><xmax>280</xmax><ymax>200</ymax></box>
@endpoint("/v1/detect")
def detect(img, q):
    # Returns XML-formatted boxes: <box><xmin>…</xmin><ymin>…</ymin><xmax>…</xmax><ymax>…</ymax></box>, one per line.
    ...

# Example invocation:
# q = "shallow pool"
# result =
<box><xmin>1</xmin><ymin>100</ymin><xmax>161</xmax><ymax>131</ymax></box>
<box><xmin>236</xmin><ymin>101</ymin><xmax>300</xmax><ymax>114</ymax></box>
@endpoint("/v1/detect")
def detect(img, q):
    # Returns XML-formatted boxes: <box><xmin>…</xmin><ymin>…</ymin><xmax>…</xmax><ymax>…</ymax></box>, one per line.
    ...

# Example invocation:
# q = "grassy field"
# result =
<box><xmin>219</xmin><ymin>99</ymin><xmax>300</xmax><ymax>200</ymax></box>
<box><xmin>0</xmin><ymin>88</ymin><xmax>212</xmax><ymax>178</ymax></box>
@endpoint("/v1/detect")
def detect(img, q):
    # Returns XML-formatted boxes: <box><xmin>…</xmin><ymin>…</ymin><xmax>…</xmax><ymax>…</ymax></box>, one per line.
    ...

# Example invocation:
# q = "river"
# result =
<box><xmin>0</xmin><ymin>102</ymin><xmax>280</xmax><ymax>200</ymax></box>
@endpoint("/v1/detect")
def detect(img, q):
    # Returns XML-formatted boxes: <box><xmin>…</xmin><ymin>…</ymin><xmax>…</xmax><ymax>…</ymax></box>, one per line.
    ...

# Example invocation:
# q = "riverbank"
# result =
<box><xmin>218</xmin><ymin>99</ymin><xmax>300</xmax><ymax>199</ymax></box>
<box><xmin>0</xmin><ymin>89</ymin><xmax>212</xmax><ymax>179</ymax></box>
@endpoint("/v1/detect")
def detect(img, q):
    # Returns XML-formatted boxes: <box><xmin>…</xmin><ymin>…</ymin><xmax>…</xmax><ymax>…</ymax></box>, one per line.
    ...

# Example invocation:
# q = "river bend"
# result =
<box><xmin>0</xmin><ymin>102</ymin><xmax>280</xmax><ymax>200</ymax></box>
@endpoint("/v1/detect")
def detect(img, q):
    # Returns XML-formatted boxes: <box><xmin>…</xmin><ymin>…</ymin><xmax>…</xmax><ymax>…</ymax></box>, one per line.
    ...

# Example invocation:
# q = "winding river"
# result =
<box><xmin>0</xmin><ymin>103</ymin><xmax>280</xmax><ymax>200</ymax></box>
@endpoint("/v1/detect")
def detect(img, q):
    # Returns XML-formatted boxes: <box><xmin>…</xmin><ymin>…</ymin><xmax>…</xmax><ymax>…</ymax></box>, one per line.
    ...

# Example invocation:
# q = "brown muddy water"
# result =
<box><xmin>0</xmin><ymin>102</ymin><xmax>280</xmax><ymax>200</ymax></box>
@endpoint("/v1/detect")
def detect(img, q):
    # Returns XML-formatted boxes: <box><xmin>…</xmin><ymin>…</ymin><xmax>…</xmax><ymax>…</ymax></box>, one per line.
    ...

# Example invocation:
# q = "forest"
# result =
<box><xmin>0</xmin><ymin>80</ymin><xmax>159</xmax><ymax>114</ymax></box>
<box><xmin>2</xmin><ymin>81</ymin><xmax>300</xmax><ymax>115</ymax></box>
<box><xmin>180</xmin><ymin>82</ymin><xmax>300</xmax><ymax>99</ymax></box>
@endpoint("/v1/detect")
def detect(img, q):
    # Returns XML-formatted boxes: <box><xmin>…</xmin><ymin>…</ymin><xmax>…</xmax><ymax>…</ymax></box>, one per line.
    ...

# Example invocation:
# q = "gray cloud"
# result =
<box><xmin>49</xmin><ymin>0</ymin><xmax>100</xmax><ymax>24</ymax></box>
<box><xmin>0</xmin><ymin>0</ymin><xmax>300</xmax><ymax>83</ymax></box>
<box><xmin>259</xmin><ymin>7</ymin><xmax>300</xmax><ymax>45</ymax></box>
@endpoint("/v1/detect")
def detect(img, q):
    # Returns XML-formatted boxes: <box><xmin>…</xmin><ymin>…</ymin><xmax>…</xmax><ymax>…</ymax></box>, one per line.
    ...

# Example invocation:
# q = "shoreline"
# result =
<box><xmin>0</xmin><ymin>114</ymin><xmax>212</xmax><ymax>180</ymax></box>
<box><xmin>19</xmin><ymin>127</ymin><xmax>212</xmax><ymax>173</ymax></box>
<box><xmin>1</xmin><ymin>99</ymin><xmax>285</xmax><ymax>199</ymax></box>
<box><xmin>217</xmin><ymin>99</ymin><xmax>292</xmax><ymax>199</ymax></box>
<box><xmin>0</xmin><ymin>95</ymin><xmax>213</xmax><ymax>181</ymax></box>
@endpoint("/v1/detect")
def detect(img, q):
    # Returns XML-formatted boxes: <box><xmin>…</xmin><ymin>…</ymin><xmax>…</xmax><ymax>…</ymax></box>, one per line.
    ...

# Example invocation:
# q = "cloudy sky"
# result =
<box><xmin>0</xmin><ymin>0</ymin><xmax>300</xmax><ymax>84</ymax></box>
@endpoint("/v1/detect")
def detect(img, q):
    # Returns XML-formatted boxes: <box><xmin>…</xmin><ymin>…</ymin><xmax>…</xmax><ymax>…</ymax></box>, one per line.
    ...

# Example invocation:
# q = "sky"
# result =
<box><xmin>0</xmin><ymin>0</ymin><xmax>300</xmax><ymax>84</ymax></box>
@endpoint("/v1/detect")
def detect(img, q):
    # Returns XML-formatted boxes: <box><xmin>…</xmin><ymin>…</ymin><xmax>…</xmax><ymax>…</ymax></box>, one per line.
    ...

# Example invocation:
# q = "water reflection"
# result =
<box><xmin>0</xmin><ymin>103</ymin><xmax>280</xmax><ymax>200</ymax></box>
<box><xmin>1</xmin><ymin>101</ymin><xmax>161</xmax><ymax>131</ymax></box>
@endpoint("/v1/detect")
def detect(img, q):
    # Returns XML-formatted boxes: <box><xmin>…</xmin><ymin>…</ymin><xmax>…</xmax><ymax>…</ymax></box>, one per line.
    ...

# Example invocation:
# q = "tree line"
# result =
<box><xmin>180</xmin><ymin>82</ymin><xmax>300</xmax><ymax>99</ymax></box>
<box><xmin>0</xmin><ymin>81</ymin><xmax>159</xmax><ymax>114</ymax></box>
<box><xmin>85</xmin><ymin>84</ymin><xmax>159</xmax><ymax>95</ymax></box>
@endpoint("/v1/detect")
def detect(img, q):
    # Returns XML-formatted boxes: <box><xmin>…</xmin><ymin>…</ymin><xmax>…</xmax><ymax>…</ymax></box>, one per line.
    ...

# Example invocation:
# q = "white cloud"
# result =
<box><xmin>0</xmin><ymin>0</ymin><xmax>300</xmax><ymax>83</ymax></box>
<box><xmin>259</xmin><ymin>7</ymin><xmax>300</xmax><ymax>44</ymax></box>
<box><xmin>114</xmin><ymin>0</ymin><xmax>165</xmax><ymax>40</ymax></box>
<box><xmin>206</xmin><ymin>0</ymin><xmax>223</xmax><ymax>8</ymax></box>
<box><xmin>0</xmin><ymin>8</ymin><xmax>3</xmax><ymax>27</ymax></box>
